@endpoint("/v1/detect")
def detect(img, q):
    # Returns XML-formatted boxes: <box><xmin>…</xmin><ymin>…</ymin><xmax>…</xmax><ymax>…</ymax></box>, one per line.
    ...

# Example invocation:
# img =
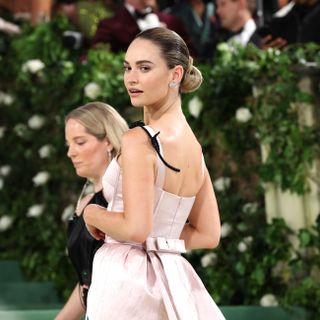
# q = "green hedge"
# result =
<box><xmin>0</xmin><ymin>16</ymin><xmax>320</xmax><ymax>317</ymax></box>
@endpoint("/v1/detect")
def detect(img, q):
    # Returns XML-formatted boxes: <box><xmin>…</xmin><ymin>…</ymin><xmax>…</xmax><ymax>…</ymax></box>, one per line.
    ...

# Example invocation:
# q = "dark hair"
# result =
<box><xmin>134</xmin><ymin>27</ymin><xmax>203</xmax><ymax>93</ymax></box>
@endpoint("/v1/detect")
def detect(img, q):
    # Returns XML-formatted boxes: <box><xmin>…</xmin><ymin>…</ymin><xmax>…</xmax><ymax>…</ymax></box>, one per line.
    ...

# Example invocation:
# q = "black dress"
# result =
<box><xmin>67</xmin><ymin>190</ymin><xmax>107</xmax><ymax>305</ymax></box>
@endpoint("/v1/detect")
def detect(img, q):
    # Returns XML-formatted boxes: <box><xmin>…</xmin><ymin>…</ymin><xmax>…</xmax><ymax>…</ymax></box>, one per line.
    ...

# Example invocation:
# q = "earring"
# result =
<box><xmin>107</xmin><ymin>150</ymin><xmax>112</xmax><ymax>161</ymax></box>
<box><xmin>169</xmin><ymin>82</ymin><xmax>178</xmax><ymax>88</ymax></box>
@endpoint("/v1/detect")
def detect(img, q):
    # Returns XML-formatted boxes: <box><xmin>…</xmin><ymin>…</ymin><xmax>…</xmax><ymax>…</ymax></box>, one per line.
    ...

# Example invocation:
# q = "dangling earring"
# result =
<box><xmin>169</xmin><ymin>82</ymin><xmax>178</xmax><ymax>88</ymax></box>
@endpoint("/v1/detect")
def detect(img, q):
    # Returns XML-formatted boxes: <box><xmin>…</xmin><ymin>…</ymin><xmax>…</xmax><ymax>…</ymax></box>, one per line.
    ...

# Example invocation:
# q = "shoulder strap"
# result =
<box><xmin>142</xmin><ymin>126</ymin><xmax>166</xmax><ymax>188</ymax></box>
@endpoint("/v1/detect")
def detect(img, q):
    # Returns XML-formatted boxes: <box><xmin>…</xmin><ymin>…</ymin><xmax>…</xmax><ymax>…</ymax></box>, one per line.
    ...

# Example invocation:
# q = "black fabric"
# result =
<box><xmin>67</xmin><ymin>190</ymin><xmax>107</xmax><ymax>287</ymax></box>
<box><xmin>260</xmin><ymin>2</ymin><xmax>320</xmax><ymax>44</ymax></box>
<box><xmin>129</xmin><ymin>121</ymin><xmax>181</xmax><ymax>173</ymax></box>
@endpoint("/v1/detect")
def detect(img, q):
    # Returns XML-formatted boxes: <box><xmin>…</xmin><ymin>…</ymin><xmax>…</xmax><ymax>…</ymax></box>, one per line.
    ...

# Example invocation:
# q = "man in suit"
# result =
<box><xmin>91</xmin><ymin>0</ymin><xmax>195</xmax><ymax>54</ymax></box>
<box><xmin>215</xmin><ymin>0</ymin><xmax>261</xmax><ymax>47</ymax></box>
<box><xmin>260</xmin><ymin>0</ymin><xmax>320</xmax><ymax>45</ymax></box>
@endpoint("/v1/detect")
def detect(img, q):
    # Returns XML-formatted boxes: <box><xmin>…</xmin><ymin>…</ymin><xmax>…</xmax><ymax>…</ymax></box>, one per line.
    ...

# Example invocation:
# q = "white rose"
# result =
<box><xmin>38</xmin><ymin>144</ymin><xmax>53</xmax><ymax>158</ymax></box>
<box><xmin>28</xmin><ymin>114</ymin><xmax>45</xmax><ymax>129</ymax></box>
<box><xmin>61</xmin><ymin>204</ymin><xmax>75</xmax><ymax>222</ymax></box>
<box><xmin>0</xmin><ymin>178</ymin><xmax>3</xmax><ymax>190</ymax></box>
<box><xmin>235</xmin><ymin>108</ymin><xmax>252</xmax><ymax>123</ymax></box>
<box><xmin>0</xmin><ymin>126</ymin><xmax>5</xmax><ymax>138</ymax></box>
<box><xmin>26</xmin><ymin>204</ymin><xmax>44</xmax><ymax>218</ymax></box>
<box><xmin>0</xmin><ymin>165</ymin><xmax>11</xmax><ymax>176</ymax></box>
<box><xmin>213</xmin><ymin>177</ymin><xmax>231</xmax><ymax>192</ymax></box>
<box><xmin>201</xmin><ymin>252</ymin><xmax>217</xmax><ymax>268</ymax></box>
<box><xmin>84</xmin><ymin>82</ymin><xmax>101</xmax><ymax>99</ymax></box>
<box><xmin>22</xmin><ymin>59</ymin><xmax>45</xmax><ymax>73</ymax></box>
<box><xmin>0</xmin><ymin>215</ymin><xmax>13</xmax><ymax>231</ymax></box>
<box><xmin>0</xmin><ymin>91</ymin><xmax>14</xmax><ymax>105</ymax></box>
<box><xmin>242</xmin><ymin>202</ymin><xmax>258</xmax><ymax>214</ymax></box>
<box><xmin>260</xmin><ymin>294</ymin><xmax>278</xmax><ymax>307</ymax></box>
<box><xmin>32</xmin><ymin>171</ymin><xmax>50</xmax><ymax>186</ymax></box>
<box><xmin>14</xmin><ymin>123</ymin><xmax>28</xmax><ymax>137</ymax></box>
<box><xmin>221</xmin><ymin>222</ymin><xmax>232</xmax><ymax>238</ymax></box>
<box><xmin>237</xmin><ymin>241</ymin><xmax>248</xmax><ymax>252</ymax></box>
<box><xmin>188</xmin><ymin>96</ymin><xmax>203</xmax><ymax>118</ymax></box>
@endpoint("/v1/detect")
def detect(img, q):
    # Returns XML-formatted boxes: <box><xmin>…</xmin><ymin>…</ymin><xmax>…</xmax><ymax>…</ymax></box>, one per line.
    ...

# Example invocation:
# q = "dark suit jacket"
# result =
<box><xmin>92</xmin><ymin>7</ymin><xmax>195</xmax><ymax>55</ymax></box>
<box><xmin>260</xmin><ymin>2</ymin><xmax>320</xmax><ymax>44</ymax></box>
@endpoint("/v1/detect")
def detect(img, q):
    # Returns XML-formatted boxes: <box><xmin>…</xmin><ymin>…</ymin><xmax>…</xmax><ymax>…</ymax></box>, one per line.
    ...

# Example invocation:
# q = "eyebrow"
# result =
<box><xmin>123</xmin><ymin>60</ymin><xmax>154</xmax><ymax>65</ymax></box>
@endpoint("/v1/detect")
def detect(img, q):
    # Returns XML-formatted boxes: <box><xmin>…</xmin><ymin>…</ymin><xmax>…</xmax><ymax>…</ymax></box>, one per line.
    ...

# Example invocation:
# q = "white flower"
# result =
<box><xmin>32</xmin><ymin>171</ymin><xmax>50</xmax><ymax>186</ymax></box>
<box><xmin>252</xmin><ymin>85</ymin><xmax>262</xmax><ymax>98</ymax></box>
<box><xmin>213</xmin><ymin>177</ymin><xmax>231</xmax><ymax>192</ymax></box>
<box><xmin>38</xmin><ymin>144</ymin><xmax>53</xmax><ymax>158</ymax></box>
<box><xmin>201</xmin><ymin>252</ymin><xmax>217</xmax><ymax>268</ymax></box>
<box><xmin>61</xmin><ymin>204</ymin><xmax>75</xmax><ymax>222</ymax></box>
<box><xmin>22</xmin><ymin>59</ymin><xmax>45</xmax><ymax>73</ymax></box>
<box><xmin>237</xmin><ymin>241</ymin><xmax>248</xmax><ymax>252</ymax></box>
<box><xmin>242</xmin><ymin>202</ymin><xmax>258</xmax><ymax>214</ymax></box>
<box><xmin>188</xmin><ymin>96</ymin><xmax>203</xmax><ymax>118</ymax></box>
<box><xmin>26</xmin><ymin>204</ymin><xmax>44</xmax><ymax>218</ymax></box>
<box><xmin>0</xmin><ymin>91</ymin><xmax>14</xmax><ymax>105</ymax></box>
<box><xmin>84</xmin><ymin>82</ymin><xmax>101</xmax><ymax>99</ymax></box>
<box><xmin>0</xmin><ymin>178</ymin><xmax>3</xmax><ymax>190</ymax></box>
<box><xmin>221</xmin><ymin>222</ymin><xmax>232</xmax><ymax>238</ymax></box>
<box><xmin>28</xmin><ymin>114</ymin><xmax>45</xmax><ymax>129</ymax></box>
<box><xmin>0</xmin><ymin>215</ymin><xmax>13</xmax><ymax>231</ymax></box>
<box><xmin>243</xmin><ymin>236</ymin><xmax>253</xmax><ymax>245</ymax></box>
<box><xmin>0</xmin><ymin>126</ymin><xmax>5</xmax><ymax>138</ymax></box>
<box><xmin>260</xmin><ymin>294</ymin><xmax>279</xmax><ymax>307</ymax></box>
<box><xmin>0</xmin><ymin>165</ymin><xmax>11</xmax><ymax>176</ymax></box>
<box><xmin>235</xmin><ymin>108</ymin><xmax>252</xmax><ymax>123</ymax></box>
<box><xmin>14</xmin><ymin>123</ymin><xmax>28</xmax><ymax>137</ymax></box>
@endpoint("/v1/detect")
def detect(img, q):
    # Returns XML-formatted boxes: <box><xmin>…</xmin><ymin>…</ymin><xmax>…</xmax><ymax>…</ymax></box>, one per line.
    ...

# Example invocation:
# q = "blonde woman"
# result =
<box><xmin>55</xmin><ymin>102</ymin><xmax>128</xmax><ymax>320</ymax></box>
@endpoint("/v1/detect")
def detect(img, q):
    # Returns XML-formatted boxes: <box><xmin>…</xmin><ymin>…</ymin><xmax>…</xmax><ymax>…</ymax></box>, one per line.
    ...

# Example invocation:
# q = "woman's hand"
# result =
<box><xmin>84</xmin><ymin>204</ymin><xmax>106</xmax><ymax>240</ymax></box>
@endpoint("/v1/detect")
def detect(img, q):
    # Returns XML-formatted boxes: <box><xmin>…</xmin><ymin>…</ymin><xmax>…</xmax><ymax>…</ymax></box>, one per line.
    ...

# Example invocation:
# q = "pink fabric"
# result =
<box><xmin>86</xmin><ymin>127</ymin><xmax>225</xmax><ymax>320</ymax></box>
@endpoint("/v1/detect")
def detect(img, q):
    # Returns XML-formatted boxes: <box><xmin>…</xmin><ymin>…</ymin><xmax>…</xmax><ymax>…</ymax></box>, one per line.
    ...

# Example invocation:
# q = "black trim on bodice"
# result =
<box><xmin>129</xmin><ymin>121</ymin><xmax>181</xmax><ymax>173</ymax></box>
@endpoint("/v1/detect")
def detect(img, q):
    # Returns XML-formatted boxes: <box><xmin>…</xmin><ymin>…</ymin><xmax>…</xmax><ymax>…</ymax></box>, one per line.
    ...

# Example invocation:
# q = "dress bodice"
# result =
<box><xmin>102</xmin><ymin>125</ymin><xmax>202</xmax><ymax>239</ymax></box>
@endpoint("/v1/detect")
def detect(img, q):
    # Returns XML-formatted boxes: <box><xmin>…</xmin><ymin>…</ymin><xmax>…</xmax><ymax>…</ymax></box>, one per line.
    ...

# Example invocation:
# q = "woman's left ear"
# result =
<box><xmin>171</xmin><ymin>65</ymin><xmax>184</xmax><ymax>85</ymax></box>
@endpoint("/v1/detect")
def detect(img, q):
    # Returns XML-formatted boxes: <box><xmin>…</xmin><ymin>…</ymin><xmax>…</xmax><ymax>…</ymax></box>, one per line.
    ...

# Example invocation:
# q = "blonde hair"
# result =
<box><xmin>65</xmin><ymin>102</ymin><xmax>128</xmax><ymax>158</ymax></box>
<box><xmin>135</xmin><ymin>27</ymin><xmax>203</xmax><ymax>93</ymax></box>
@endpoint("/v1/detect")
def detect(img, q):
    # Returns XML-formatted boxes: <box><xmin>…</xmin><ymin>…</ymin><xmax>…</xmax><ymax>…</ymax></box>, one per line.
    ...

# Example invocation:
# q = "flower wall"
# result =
<box><xmin>1</xmin><ymin>16</ymin><xmax>320</xmax><ymax>316</ymax></box>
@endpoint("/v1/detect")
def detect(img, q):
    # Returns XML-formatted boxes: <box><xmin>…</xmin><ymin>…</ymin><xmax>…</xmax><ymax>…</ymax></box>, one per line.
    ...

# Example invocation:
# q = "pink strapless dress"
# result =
<box><xmin>85</xmin><ymin>126</ymin><xmax>226</xmax><ymax>320</ymax></box>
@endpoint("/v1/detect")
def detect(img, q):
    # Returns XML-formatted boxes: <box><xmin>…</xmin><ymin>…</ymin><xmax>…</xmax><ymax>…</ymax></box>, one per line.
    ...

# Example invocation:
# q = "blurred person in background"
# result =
<box><xmin>0</xmin><ymin>0</ymin><xmax>53</xmax><ymax>24</ymax></box>
<box><xmin>258</xmin><ymin>0</ymin><xmax>320</xmax><ymax>47</ymax></box>
<box><xmin>55</xmin><ymin>102</ymin><xmax>128</xmax><ymax>320</ymax></box>
<box><xmin>91</xmin><ymin>0</ymin><xmax>195</xmax><ymax>55</ymax></box>
<box><xmin>215</xmin><ymin>0</ymin><xmax>261</xmax><ymax>47</ymax></box>
<box><xmin>169</xmin><ymin>0</ymin><xmax>216</xmax><ymax>62</ymax></box>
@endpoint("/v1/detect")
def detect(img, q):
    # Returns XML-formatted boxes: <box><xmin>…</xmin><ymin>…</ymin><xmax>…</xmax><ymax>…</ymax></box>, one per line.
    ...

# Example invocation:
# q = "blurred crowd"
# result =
<box><xmin>0</xmin><ymin>0</ymin><xmax>319</xmax><ymax>62</ymax></box>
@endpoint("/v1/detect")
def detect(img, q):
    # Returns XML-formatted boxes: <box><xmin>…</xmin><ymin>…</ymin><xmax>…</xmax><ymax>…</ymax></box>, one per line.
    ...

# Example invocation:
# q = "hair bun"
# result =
<box><xmin>181</xmin><ymin>61</ymin><xmax>203</xmax><ymax>93</ymax></box>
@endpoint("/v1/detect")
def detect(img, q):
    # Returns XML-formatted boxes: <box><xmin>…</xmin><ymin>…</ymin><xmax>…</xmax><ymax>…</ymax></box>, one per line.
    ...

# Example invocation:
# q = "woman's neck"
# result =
<box><xmin>144</xmin><ymin>95</ymin><xmax>182</xmax><ymax>125</ymax></box>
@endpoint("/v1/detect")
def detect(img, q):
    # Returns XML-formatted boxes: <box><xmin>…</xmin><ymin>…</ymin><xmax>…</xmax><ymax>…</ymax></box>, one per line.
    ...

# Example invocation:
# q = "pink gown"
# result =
<box><xmin>85</xmin><ymin>126</ymin><xmax>226</xmax><ymax>320</ymax></box>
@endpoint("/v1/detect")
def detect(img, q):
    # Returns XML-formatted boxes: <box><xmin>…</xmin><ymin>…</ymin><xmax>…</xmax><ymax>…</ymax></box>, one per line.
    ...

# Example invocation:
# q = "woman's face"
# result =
<box><xmin>124</xmin><ymin>38</ymin><xmax>172</xmax><ymax>107</ymax></box>
<box><xmin>65</xmin><ymin>118</ymin><xmax>111</xmax><ymax>182</ymax></box>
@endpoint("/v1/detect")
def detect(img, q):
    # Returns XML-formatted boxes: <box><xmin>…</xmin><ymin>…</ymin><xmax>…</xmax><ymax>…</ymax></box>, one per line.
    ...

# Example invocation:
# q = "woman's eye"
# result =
<box><xmin>124</xmin><ymin>65</ymin><xmax>131</xmax><ymax>72</ymax></box>
<box><xmin>140</xmin><ymin>66</ymin><xmax>150</xmax><ymax>72</ymax></box>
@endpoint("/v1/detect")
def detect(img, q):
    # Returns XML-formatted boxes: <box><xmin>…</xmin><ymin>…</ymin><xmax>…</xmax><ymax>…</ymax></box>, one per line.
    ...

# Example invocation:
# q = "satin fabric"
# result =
<box><xmin>85</xmin><ymin>126</ymin><xmax>226</xmax><ymax>320</ymax></box>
